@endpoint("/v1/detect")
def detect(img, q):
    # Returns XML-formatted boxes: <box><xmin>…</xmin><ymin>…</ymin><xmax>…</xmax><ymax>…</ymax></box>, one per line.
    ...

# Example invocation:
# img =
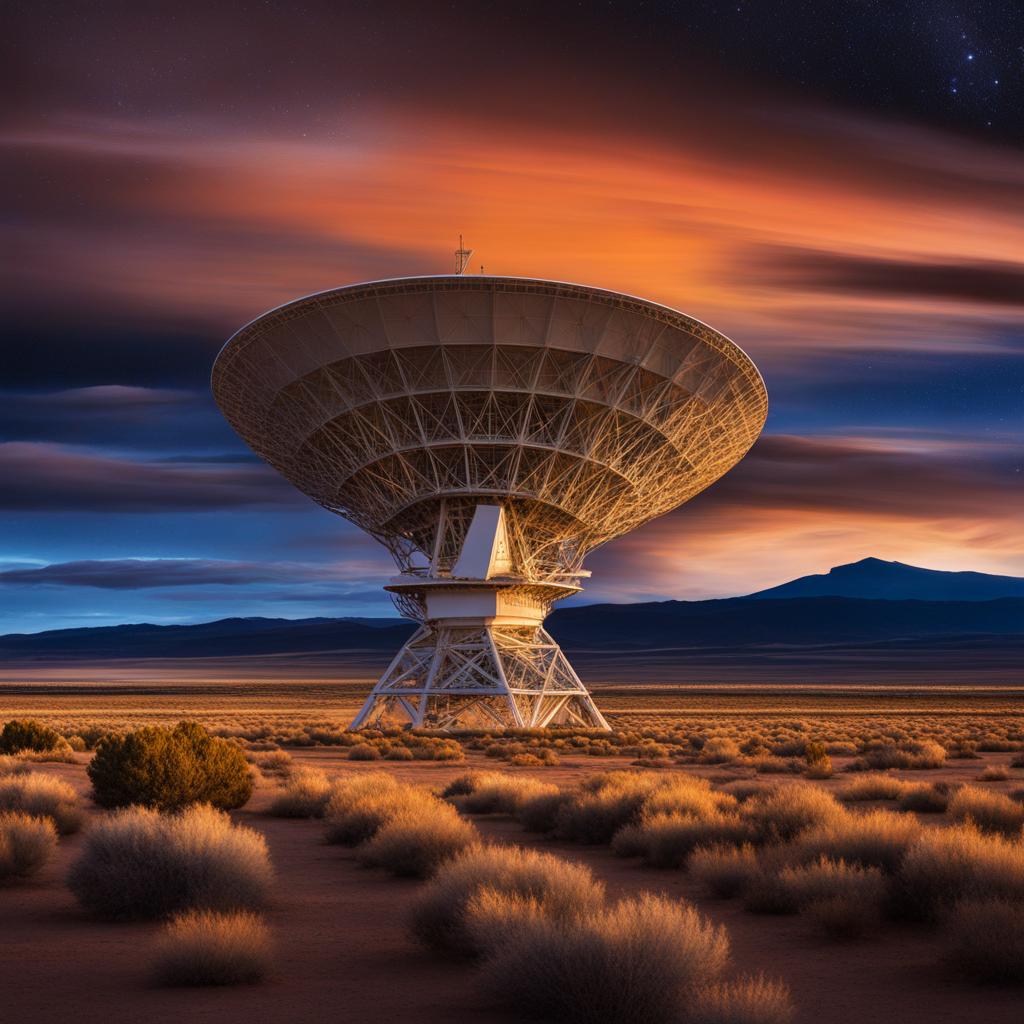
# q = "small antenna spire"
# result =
<box><xmin>455</xmin><ymin>235</ymin><xmax>473</xmax><ymax>275</ymax></box>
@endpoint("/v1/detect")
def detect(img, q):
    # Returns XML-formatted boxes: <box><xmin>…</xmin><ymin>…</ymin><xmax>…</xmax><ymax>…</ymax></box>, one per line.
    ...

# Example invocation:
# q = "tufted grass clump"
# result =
<box><xmin>788</xmin><ymin>808</ymin><xmax>922</xmax><ymax>873</ymax></box>
<box><xmin>744</xmin><ymin>857</ymin><xmax>886</xmax><ymax>917</ymax></box>
<box><xmin>517</xmin><ymin>789</ymin><xmax>579</xmax><ymax>833</ymax></box>
<box><xmin>0</xmin><ymin>773</ymin><xmax>83</xmax><ymax>834</ymax></box>
<box><xmin>689</xmin><ymin>973</ymin><xmax>796</xmax><ymax>1024</ymax></box>
<box><xmin>613</xmin><ymin>813</ymin><xmax>752</xmax><ymax>869</ymax></box>
<box><xmin>860</xmin><ymin>741</ymin><xmax>946</xmax><ymax>771</ymax></box>
<box><xmin>0</xmin><ymin>755</ymin><xmax>31</xmax><ymax>777</ymax></box>
<box><xmin>741</xmin><ymin>784</ymin><xmax>844</xmax><ymax>844</ymax></box>
<box><xmin>267</xmin><ymin>767</ymin><xmax>334</xmax><ymax>818</ymax></box>
<box><xmin>356</xmin><ymin>801</ymin><xmax>478</xmax><ymax>878</ymax></box>
<box><xmin>839</xmin><ymin>774</ymin><xmax>906</xmax><ymax>802</ymax></box>
<box><xmin>897</xmin><ymin>783</ymin><xmax>949</xmax><ymax>814</ymax></box>
<box><xmin>689</xmin><ymin>844</ymin><xmax>761</xmax><ymax>899</ymax></box>
<box><xmin>152</xmin><ymin>910</ymin><xmax>272</xmax><ymax>986</ymax></box>
<box><xmin>552</xmin><ymin>772</ymin><xmax>728</xmax><ymax>846</ymax></box>
<box><xmin>553</xmin><ymin>772</ymin><xmax>664</xmax><ymax>845</ymax></box>
<box><xmin>455</xmin><ymin>772</ymin><xmax>559</xmax><ymax>816</ymax></box>
<box><xmin>411</xmin><ymin>843</ymin><xmax>606</xmax><ymax>956</ymax></box>
<box><xmin>947</xmin><ymin>785</ymin><xmax>1024</xmax><ymax>837</ymax></box>
<box><xmin>67</xmin><ymin>804</ymin><xmax>272</xmax><ymax>920</ymax></box>
<box><xmin>323</xmin><ymin>772</ymin><xmax>435</xmax><ymax>845</ymax></box>
<box><xmin>700</xmin><ymin>738</ymin><xmax>742</xmax><ymax>764</ymax></box>
<box><xmin>249</xmin><ymin>750</ymin><xmax>293</xmax><ymax>778</ymax></box>
<box><xmin>896</xmin><ymin>823</ymin><xmax>1024</xmax><ymax>921</ymax></box>
<box><xmin>0</xmin><ymin>811</ymin><xmax>58</xmax><ymax>881</ymax></box>
<box><xmin>470</xmin><ymin>891</ymin><xmax>731</xmax><ymax>1024</ymax></box>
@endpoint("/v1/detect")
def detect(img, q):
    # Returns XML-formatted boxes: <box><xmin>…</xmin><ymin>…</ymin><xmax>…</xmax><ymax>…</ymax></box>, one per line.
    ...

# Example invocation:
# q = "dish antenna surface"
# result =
<box><xmin>212</xmin><ymin>273</ymin><xmax>767</xmax><ymax>730</ymax></box>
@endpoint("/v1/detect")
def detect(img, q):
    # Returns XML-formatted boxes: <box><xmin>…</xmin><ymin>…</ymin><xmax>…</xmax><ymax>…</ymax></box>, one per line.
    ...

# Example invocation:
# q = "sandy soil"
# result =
<box><xmin>4</xmin><ymin>754</ymin><xmax>1024</xmax><ymax>1024</ymax></box>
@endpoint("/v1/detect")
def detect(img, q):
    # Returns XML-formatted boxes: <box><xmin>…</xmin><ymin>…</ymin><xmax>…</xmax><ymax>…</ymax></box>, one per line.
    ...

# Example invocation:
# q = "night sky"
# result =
<box><xmin>3</xmin><ymin>1</ymin><xmax>1023</xmax><ymax>633</ymax></box>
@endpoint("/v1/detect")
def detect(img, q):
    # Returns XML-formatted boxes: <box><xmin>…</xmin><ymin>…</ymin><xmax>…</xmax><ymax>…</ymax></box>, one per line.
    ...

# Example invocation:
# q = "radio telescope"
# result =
<box><xmin>212</xmin><ymin>274</ymin><xmax>767</xmax><ymax>731</ymax></box>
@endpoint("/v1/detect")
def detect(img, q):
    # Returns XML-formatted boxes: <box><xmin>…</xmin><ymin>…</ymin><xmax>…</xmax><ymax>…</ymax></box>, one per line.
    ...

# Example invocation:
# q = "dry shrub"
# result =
<box><xmin>440</xmin><ymin>772</ymin><xmax>482</xmax><ymax>798</ymax></box>
<box><xmin>614</xmin><ymin>813</ymin><xmax>752</xmax><ymax>869</ymax></box>
<box><xmin>978</xmin><ymin>765</ymin><xmax>1011</xmax><ymax>782</ymax></box>
<box><xmin>944</xmin><ymin>897</ymin><xmax>1024</xmax><ymax>983</ymax></box>
<box><xmin>88</xmin><ymin>722</ymin><xmax>253</xmax><ymax>811</ymax></box>
<box><xmin>690</xmin><ymin>844</ymin><xmax>761</xmax><ymax>898</ymax></box>
<box><xmin>947</xmin><ymin>785</ymin><xmax>1024</xmax><ymax>837</ymax></box>
<box><xmin>411</xmin><ymin>844</ymin><xmax>605</xmax><ymax>956</ymax></box>
<box><xmin>790</xmin><ymin>808</ymin><xmax>921</xmax><ymax>873</ymax></box>
<box><xmin>457</xmin><ymin>773</ymin><xmax>558</xmax><ymax>815</ymax></box>
<box><xmin>897</xmin><ymin>783</ymin><xmax>949</xmax><ymax>814</ymax></box>
<box><xmin>0</xmin><ymin>719</ymin><xmax>63</xmax><ymax>754</ymax></box>
<box><xmin>323</xmin><ymin>773</ymin><xmax>431</xmax><ymax>845</ymax></box>
<box><xmin>250</xmin><ymin>750</ymin><xmax>293</xmax><ymax>777</ymax></box>
<box><xmin>13</xmin><ymin>745</ymin><xmax>76</xmax><ymax>764</ymax></box>
<box><xmin>745</xmin><ymin>857</ymin><xmax>885</xmax><ymax>916</ymax></box>
<box><xmin>752</xmin><ymin>756</ymin><xmax>804</xmax><ymax>775</ymax></box>
<box><xmin>356</xmin><ymin>801</ymin><xmax>477</xmax><ymax>877</ymax></box>
<box><xmin>0</xmin><ymin>755</ymin><xmax>30</xmax><ymax>777</ymax></box>
<box><xmin>347</xmin><ymin>744</ymin><xmax>381</xmax><ymax>761</ymax></box>
<box><xmin>742</xmin><ymin>785</ymin><xmax>843</xmax><ymax>843</ymax></box>
<box><xmin>67</xmin><ymin>804</ymin><xmax>272</xmax><ymax>920</ymax></box>
<box><xmin>861</xmin><ymin>741</ymin><xmax>946</xmax><ymax>770</ymax></box>
<box><xmin>517</xmin><ymin>789</ymin><xmax>578</xmax><ymax>833</ymax></box>
<box><xmin>152</xmin><ymin>910</ymin><xmax>272</xmax><ymax>986</ymax></box>
<box><xmin>267</xmin><ymin>767</ymin><xmax>333</xmax><ymax>818</ymax></box>
<box><xmin>0</xmin><ymin>772</ymin><xmax>82</xmax><ymax>834</ymax></box>
<box><xmin>554</xmin><ymin>772</ymin><xmax>729</xmax><ymax>846</ymax></box>
<box><xmin>701</xmin><ymin>738</ymin><xmax>742</xmax><ymax>764</ymax></box>
<box><xmin>0</xmin><ymin>811</ymin><xmax>57</xmax><ymax>880</ymax></box>
<box><xmin>642</xmin><ymin>775</ymin><xmax>736</xmax><ymax>819</ymax></box>
<box><xmin>554</xmin><ymin>773</ymin><xmax>662</xmax><ymax>844</ymax></box>
<box><xmin>472</xmin><ymin>891</ymin><xmax>730</xmax><ymax>1024</ymax></box>
<box><xmin>690</xmin><ymin>974</ymin><xmax>795</xmax><ymax>1024</ymax></box>
<box><xmin>839</xmin><ymin>774</ymin><xmax>906</xmax><ymax>802</ymax></box>
<box><xmin>897</xmin><ymin>824</ymin><xmax>1024</xmax><ymax>921</ymax></box>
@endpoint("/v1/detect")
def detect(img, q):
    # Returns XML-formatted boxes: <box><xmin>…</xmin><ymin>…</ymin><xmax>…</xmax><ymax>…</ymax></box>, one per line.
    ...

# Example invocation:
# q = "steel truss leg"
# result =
<box><xmin>349</xmin><ymin>622</ymin><xmax>609</xmax><ymax>731</ymax></box>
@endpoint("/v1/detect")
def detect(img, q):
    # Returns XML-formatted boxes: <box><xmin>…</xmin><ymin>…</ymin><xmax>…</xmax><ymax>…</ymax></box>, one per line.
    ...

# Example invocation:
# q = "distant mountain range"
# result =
<box><xmin>748</xmin><ymin>557</ymin><xmax>1024</xmax><ymax>601</ymax></box>
<box><xmin>2</xmin><ymin>558</ymin><xmax>1022</xmax><ymax>683</ymax></box>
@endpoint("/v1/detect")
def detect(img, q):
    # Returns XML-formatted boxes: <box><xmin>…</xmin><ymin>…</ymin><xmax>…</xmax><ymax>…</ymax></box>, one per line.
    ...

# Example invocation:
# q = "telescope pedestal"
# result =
<box><xmin>349</xmin><ymin>581</ymin><xmax>610</xmax><ymax>732</ymax></box>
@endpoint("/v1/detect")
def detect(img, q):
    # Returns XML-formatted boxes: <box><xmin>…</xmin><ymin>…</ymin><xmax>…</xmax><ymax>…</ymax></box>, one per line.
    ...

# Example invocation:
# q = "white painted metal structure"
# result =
<box><xmin>212</xmin><ymin>275</ymin><xmax>767</xmax><ymax>730</ymax></box>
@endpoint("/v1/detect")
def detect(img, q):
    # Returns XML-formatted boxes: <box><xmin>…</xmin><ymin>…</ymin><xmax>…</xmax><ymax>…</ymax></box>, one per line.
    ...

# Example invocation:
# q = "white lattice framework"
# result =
<box><xmin>212</xmin><ymin>276</ymin><xmax>768</xmax><ymax>731</ymax></box>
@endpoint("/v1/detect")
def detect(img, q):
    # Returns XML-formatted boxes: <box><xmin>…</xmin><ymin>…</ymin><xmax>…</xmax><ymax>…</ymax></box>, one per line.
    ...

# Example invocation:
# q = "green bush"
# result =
<box><xmin>88</xmin><ymin>721</ymin><xmax>253</xmax><ymax>811</ymax></box>
<box><xmin>0</xmin><ymin>719</ymin><xmax>63</xmax><ymax>754</ymax></box>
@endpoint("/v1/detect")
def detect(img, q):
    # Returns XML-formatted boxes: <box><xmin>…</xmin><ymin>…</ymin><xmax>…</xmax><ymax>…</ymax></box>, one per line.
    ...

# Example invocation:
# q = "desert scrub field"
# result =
<box><xmin>452</xmin><ymin>764</ymin><xmax>1024</xmax><ymax>981</ymax></box>
<box><xmin>3</xmin><ymin>683</ymin><xmax>1023</xmax><ymax>772</ymax></box>
<box><xmin>4</xmin><ymin>722</ymin><xmax>1024</xmax><ymax>1024</ymax></box>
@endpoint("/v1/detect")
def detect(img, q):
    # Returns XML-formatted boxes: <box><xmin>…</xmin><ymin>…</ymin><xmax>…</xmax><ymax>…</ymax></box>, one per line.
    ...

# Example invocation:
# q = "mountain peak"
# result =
<box><xmin>749</xmin><ymin>558</ymin><xmax>1024</xmax><ymax>602</ymax></box>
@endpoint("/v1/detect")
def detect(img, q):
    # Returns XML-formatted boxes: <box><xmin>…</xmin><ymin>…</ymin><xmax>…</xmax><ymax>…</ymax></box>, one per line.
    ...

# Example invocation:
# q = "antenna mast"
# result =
<box><xmin>455</xmin><ymin>235</ymin><xmax>473</xmax><ymax>275</ymax></box>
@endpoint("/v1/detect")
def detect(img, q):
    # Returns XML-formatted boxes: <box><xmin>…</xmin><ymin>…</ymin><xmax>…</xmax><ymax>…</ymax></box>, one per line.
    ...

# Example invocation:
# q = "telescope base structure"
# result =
<box><xmin>349</xmin><ymin>582</ymin><xmax>610</xmax><ymax>732</ymax></box>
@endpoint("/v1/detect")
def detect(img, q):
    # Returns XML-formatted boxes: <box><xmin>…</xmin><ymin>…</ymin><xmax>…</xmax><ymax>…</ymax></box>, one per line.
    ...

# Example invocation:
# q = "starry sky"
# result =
<box><xmin>2</xmin><ymin>0</ymin><xmax>1023</xmax><ymax>633</ymax></box>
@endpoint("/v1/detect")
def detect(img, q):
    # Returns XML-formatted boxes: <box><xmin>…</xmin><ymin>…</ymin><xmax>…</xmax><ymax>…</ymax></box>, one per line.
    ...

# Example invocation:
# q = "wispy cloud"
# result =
<box><xmin>0</xmin><ymin>557</ymin><xmax>383</xmax><ymax>589</ymax></box>
<box><xmin>0</xmin><ymin>443</ymin><xmax>299</xmax><ymax>512</ymax></box>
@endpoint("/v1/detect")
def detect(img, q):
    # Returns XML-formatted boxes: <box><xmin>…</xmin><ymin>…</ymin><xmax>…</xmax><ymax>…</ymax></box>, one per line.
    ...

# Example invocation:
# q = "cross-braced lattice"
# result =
<box><xmin>212</xmin><ymin>276</ymin><xmax>767</xmax><ymax>731</ymax></box>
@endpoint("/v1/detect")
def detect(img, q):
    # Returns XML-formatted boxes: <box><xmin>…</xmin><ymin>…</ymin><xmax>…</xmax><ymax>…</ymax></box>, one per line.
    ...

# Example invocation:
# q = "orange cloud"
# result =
<box><xmin>7</xmin><ymin>105</ymin><xmax>1024</xmax><ymax>355</ymax></box>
